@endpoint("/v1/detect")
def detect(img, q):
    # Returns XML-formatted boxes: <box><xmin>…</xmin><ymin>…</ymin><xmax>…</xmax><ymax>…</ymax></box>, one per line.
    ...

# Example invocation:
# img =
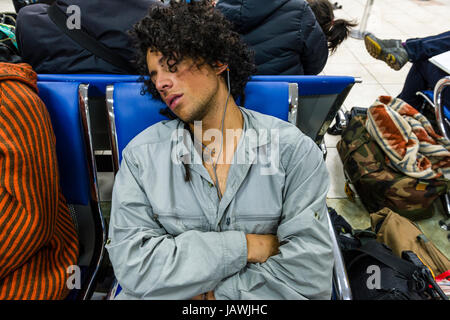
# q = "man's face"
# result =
<box><xmin>146</xmin><ymin>50</ymin><xmax>221</xmax><ymax>124</ymax></box>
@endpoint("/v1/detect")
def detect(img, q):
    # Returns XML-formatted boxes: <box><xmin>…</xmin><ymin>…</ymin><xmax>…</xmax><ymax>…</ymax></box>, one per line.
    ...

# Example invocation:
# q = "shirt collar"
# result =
<box><xmin>175</xmin><ymin>107</ymin><xmax>271</xmax><ymax>164</ymax></box>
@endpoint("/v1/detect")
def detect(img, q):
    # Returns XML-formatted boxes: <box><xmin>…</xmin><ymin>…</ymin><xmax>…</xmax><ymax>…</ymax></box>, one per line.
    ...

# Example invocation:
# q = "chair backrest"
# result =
<box><xmin>37</xmin><ymin>74</ymin><xmax>141</xmax><ymax>97</ymax></box>
<box><xmin>37</xmin><ymin>74</ymin><xmax>142</xmax><ymax>153</ymax></box>
<box><xmin>106</xmin><ymin>81</ymin><xmax>293</xmax><ymax>172</ymax></box>
<box><xmin>251</xmin><ymin>75</ymin><xmax>360</xmax><ymax>145</ymax></box>
<box><xmin>37</xmin><ymin>81</ymin><xmax>106</xmax><ymax>300</ymax></box>
<box><xmin>38</xmin><ymin>81</ymin><xmax>92</xmax><ymax>205</ymax></box>
<box><xmin>238</xmin><ymin>81</ymin><xmax>293</xmax><ymax>122</ymax></box>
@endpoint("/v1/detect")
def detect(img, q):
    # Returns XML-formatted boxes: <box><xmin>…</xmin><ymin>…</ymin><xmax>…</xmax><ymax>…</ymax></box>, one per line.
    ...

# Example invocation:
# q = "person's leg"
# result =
<box><xmin>397</xmin><ymin>62</ymin><xmax>427</xmax><ymax>108</ymax></box>
<box><xmin>404</xmin><ymin>31</ymin><xmax>450</xmax><ymax>62</ymax></box>
<box><xmin>398</xmin><ymin>60</ymin><xmax>449</xmax><ymax>109</ymax></box>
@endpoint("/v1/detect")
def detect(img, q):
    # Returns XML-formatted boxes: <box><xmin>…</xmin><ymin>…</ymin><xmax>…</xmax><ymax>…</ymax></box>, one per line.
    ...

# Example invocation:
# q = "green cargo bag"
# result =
<box><xmin>337</xmin><ymin>113</ymin><xmax>450</xmax><ymax>221</ymax></box>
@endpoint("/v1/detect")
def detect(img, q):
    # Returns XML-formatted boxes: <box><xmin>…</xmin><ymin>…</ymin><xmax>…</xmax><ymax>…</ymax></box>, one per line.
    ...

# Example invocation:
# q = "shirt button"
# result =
<box><xmin>208</xmin><ymin>182</ymin><xmax>213</xmax><ymax>188</ymax></box>
<box><xmin>226</xmin><ymin>218</ymin><xmax>230</xmax><ymax>225</ymax></box>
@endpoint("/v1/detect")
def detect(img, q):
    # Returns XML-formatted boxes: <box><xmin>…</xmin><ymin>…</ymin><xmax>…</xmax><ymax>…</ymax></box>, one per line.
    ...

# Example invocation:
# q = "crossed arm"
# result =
<box><xmin>106</xmin><ymin>137</ymin><xmax>333</xmax><ymax>300</ymax></box>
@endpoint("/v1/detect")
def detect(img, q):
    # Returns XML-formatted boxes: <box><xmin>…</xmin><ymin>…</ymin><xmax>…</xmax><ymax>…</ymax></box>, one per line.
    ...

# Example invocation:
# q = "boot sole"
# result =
<box><xmin>364</xmin><ymin>35</ymin><xmax>402</xmax><ymax>70</ymax></box>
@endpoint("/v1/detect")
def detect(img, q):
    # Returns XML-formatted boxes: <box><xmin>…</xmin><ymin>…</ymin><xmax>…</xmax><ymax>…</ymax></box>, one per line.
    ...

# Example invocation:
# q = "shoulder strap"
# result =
<box><xmin>47</xmin><ymin>3</ymin><xmax>135</xmax><ymax>74</ymax></box>
<box><xmin>349</xmin><ymin>240</ymin><xmax>419</xmax><ymax>278</ymax></box>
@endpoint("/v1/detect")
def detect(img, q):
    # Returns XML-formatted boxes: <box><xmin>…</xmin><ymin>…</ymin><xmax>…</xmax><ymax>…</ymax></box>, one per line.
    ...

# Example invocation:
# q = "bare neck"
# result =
<box><xmin>189</xmin><ymin>80</ymin><xmax>243</xmax><ymax>149</ymax></box>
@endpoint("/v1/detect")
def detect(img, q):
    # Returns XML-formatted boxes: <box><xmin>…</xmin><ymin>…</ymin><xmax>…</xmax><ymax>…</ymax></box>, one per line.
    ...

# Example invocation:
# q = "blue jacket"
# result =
<box><xmin>216</xmin><ymin>0</ymin><xmax>328</xmax><ymax>75</ymax></box>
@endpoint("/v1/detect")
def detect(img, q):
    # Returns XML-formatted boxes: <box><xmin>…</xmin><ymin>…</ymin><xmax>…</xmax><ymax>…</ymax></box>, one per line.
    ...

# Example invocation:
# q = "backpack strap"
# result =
<box><xmin>348</xmin><ymin>240</ymin><xmax>419</xmax><ymax>278</ymax></box>
<box><xmin>47</xmin><ymin>3</ymin><xmax>135</xmax><ymax>74</ymax></box>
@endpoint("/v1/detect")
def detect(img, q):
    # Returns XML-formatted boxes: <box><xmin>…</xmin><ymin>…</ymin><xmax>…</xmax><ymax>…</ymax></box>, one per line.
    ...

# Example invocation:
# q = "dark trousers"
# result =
<box><xmin>405</xmin><ymin>30</ymin><xmax>450</xmax><ymax>62</ymax></box>
<box><xmin>398</xmin><ymin>31</ymin><xmax>450</xmax><ymax>110</ymax></box>
<box><xmin>398</xmin><ymin>60</ymin><xmax>449</xmax><ymax>110</ymax></box>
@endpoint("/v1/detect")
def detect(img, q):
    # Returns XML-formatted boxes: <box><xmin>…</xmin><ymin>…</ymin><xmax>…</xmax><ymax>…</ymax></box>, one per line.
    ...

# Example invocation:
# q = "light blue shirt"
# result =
<box><xmin>106</xmin><ymin>107</ymin><xmax>333</xmax><ymax>299</ymax></box>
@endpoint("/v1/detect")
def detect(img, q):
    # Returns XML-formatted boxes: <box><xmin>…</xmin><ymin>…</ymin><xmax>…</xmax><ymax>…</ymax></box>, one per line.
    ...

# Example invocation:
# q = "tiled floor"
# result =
<box><xmin>323</xmin><ymin>0</ymin><xmax>450</xmax><ymax>256</ymax></box>
<box><xmin>0</xmin><ymin>0</ymin><xmax>13</xmax><ymax>12</ymax></box>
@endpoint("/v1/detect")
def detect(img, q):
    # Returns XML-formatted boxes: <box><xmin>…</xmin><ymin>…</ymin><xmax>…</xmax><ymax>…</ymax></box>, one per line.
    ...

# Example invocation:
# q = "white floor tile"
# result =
<box><xmin>0</xmin><ymin>0</ymin><xmax>14</xmax><ymax>12</ymax></box>
<box><xmin>325</xmin><ymin>147</ymin><xmax>347</xmax><ymax>199</ymax></box>
<box><xmin>323</xmin><ymin>63</ymin><xmax>378</xmax><ymax>85</ymax></box>
<box><xmin>324</xmin><ymin>132</ymin><xmax>341</xmax><ymax>148</ymax></box>
<box><xmin>381</xmin><ymin>84</ymin><xmax>405</xmax><ymax>97</ymax></box>
<box><xmin>342</xmin><ymin>83</ymin><xmax>389</xmax><ymax>111</ymax></box>
<box><xmin>327</xmin><ymin>46</ymin><xmax>360</xmax><ymax>64</ymax></box>
<box><xmin>349</xmin><ymin>46</ymin><xmax>381</xmax><ymax>65</ymax></box>
<box><xmin>364</xmin><ymin>63</ymin><xmax>411</xmax><ymax>85</ymax></box>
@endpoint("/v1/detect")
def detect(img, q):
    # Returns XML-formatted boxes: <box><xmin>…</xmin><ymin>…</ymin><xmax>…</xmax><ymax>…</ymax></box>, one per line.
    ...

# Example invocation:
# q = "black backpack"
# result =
<box><xmin>329</xmin><ymin>208</ymin><xmax>446</xmax><ymax>300</ymax></box>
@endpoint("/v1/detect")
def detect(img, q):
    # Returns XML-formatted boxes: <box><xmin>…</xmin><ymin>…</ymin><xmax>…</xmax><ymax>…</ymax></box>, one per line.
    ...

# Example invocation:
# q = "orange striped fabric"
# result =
<box><xmin>0</xmin><ymin>63</ymin><xmax>79</xmax><ymax>300</ymax></box>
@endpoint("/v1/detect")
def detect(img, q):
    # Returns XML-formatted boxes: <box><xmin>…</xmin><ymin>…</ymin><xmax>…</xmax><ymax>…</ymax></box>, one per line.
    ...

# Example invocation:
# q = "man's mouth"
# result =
<box><xmin>167</xmin><ymin>94</ymin><xmax>183</xmax><ymax>110</ymax></box>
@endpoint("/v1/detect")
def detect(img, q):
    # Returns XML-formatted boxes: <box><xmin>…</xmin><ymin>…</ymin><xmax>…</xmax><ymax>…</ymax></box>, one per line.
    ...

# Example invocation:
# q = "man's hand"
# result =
<box><xmin>190</xmin><ymin>291</ymin><xmax>215</xmax><ymax>300</ymax></box>
<box><xmin>191</xmin><ymin>293</ymin><xmax>204</xmax><ymax>300</ymax></box>
<box><xmin>246</xmin><ymin>234</ymin><xmax>280</xmax><ymax>263</ymax></box>
<box><xmin>206</xmin><ymin>291</ymin><xmax>215</xmax><ymax>300</ymax></box>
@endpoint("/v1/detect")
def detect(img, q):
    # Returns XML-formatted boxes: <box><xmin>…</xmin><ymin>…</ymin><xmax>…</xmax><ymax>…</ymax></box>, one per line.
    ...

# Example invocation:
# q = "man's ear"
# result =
<box><xmin>215</xmin><ymin>61</ymin><xmax>229</xmax><ymax>75</ymax></box>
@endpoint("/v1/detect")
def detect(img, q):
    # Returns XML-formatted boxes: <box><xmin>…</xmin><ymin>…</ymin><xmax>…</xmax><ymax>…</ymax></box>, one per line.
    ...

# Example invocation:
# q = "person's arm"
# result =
<box><xmin>106</xmin><ymin>148</ymin><xmax>248</xmax><ymax>299</ymax></box>
<box><xmin>298</xmin><ymin>5</ymin><xmax>329</xmax><ymax>75</ymax></box>
<box><xmin>214</xmin><ymin>135</ymin><xmax>334</xmax><ymax>300</ymax></box>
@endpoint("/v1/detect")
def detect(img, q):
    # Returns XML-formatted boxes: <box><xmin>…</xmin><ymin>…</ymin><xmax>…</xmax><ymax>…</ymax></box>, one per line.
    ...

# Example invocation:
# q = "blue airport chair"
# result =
<box><xmin>37</xmin><ymin>74</ymin><xmax>142</xmax><ymax>154</ymax></box>
<box><xmin>251</xmin><ymin>75</ymin><xmax>361</xmax><ymax>159</ymax></box>
<box><xmin>105</xmin><ymin>80</ymin><xmax>351</xmax><ymax>300</ymax></box>
<box><xmin>37</xmin><ymin>81</ymin><xmax>107</xmax><ymax>300</ymax></box>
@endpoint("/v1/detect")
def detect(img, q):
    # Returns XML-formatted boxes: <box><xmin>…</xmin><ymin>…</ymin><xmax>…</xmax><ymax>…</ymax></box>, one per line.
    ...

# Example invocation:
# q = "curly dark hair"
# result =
<box><xmin>130</xmin><ymin>0</ymin><xmax>256</xmax><ymax>105</ymax></box>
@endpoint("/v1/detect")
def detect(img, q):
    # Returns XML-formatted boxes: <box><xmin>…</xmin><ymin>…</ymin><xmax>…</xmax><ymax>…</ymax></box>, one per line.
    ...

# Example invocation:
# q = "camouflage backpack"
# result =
<box><xmin>337</xmin><ymin>112</ymin><xmax>450</xmax><ymax>221</ymax></box>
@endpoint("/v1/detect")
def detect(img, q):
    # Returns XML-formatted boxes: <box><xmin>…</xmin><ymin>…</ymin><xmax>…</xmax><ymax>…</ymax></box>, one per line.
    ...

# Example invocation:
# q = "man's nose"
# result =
<box><xmin>155</xmin><ymin>73</ymin><xmax>173</xmax><ymax>93</ymax></box>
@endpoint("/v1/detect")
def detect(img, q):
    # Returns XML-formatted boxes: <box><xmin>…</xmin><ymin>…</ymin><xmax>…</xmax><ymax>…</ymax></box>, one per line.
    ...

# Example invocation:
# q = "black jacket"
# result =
<box><xmin>216</xmin><ymin>0</ymin><xmax>328</xmax><ymax>75</ymax></box>
<box><xmin>15</xmin><ymin>0</ymin><xmax>161</xmax><ymax>74</ymax></box>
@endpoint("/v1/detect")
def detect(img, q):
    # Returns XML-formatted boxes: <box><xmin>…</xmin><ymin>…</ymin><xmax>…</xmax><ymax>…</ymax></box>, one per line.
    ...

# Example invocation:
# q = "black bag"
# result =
<box><xmin>15</xmin><ymin>0</ymin><xmax>162</xmax><ymax>74</ymax></box>
<box><xmin>329</xmin><ymin>208</ymin><xmax>443</xmax><ymax>300</ymax></box>
<box><xmin>345</xmin><ymin>240</ymin><xmax>431</xmax><ymax>300</ymax></box>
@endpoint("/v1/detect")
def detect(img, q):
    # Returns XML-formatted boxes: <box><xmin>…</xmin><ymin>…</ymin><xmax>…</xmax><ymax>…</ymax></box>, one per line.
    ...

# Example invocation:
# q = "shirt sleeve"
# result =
<box><xmin>106</xmin><ymin>148</ymin><xmax>248</xmax><ymax>299</ymax></box>
<box><xmin>214</xmin><ymin>135</ymin><xmax>334</xmax><ymax>300</ymax></box>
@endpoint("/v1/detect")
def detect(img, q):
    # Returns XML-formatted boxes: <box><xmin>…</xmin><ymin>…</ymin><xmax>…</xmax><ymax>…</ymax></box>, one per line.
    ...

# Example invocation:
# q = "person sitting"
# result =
<box><xmin>215</xmin><ymin>0</ymin><xmax>356</xmax><ymax>75</ymax></box>
<box><xmin>364</xmin><ymin>31</ymin><xmax>450</xmax><ymax>110</ymax></box>
<box><xmin>15</xmin><ymin>0</ymin><xmax>163</xmax><ymax>74</ymax></box>
<box><xmin>0</xmin><ymin>47</ymin><xmax>79</xmax><ymax>300</ymax></box>
<box><xmin>106</xmin><ymin>0</ymin><xmax>333</xmax><ymax>300</ymax></box>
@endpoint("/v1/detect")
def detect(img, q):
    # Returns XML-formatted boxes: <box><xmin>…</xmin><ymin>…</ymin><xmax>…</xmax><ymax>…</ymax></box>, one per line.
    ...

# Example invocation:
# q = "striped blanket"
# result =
<box><xmin>365</xmin><ymin>96</ymin><xmax>450</xmax><ymax>180</ymax></box>
<box><xmin>0</xmin><ymin>63</ymin><xmax>79</xmax><ymax>299</ymax></box>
